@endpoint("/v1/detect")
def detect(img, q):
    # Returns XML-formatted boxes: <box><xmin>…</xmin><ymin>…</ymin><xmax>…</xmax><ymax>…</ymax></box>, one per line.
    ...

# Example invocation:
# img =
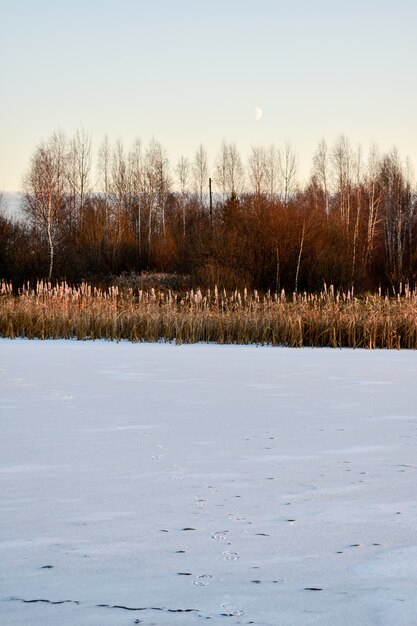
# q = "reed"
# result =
<box><xmin>1</xmin><ymin>280</ymin><xmax>417</xmax><ymax>348</ymax></box>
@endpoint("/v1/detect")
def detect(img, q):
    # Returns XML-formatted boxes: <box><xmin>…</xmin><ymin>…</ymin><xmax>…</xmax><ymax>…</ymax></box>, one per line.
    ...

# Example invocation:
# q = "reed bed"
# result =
<box><xmin>1</xmin><ymin>281</ymin><xmax>417</xmax><ymax>348</ymax></box>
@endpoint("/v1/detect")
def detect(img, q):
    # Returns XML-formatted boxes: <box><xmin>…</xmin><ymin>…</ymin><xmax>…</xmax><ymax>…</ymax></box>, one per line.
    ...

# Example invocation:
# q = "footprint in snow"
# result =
<box><xmin>211</xmin><ymin>530</ymin><xmax>229</xmax><ymax>540</ymax></box>
<box><xmin>223</xmin><ymin>551</ymin><xmax>239</xmax><ymax>560</ymax></box>
<box><xmin>221</xmin><ymin>602</ymin><xmax>243</xmax><ymax>617</ymax></box>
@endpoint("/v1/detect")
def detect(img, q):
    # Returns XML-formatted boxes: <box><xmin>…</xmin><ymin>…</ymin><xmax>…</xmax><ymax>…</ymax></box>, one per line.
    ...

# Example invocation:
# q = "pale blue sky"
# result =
<box><xmin>1</xmin><ymin>0</ymin><xmax>416</xmax><ymax>191</ymax></box>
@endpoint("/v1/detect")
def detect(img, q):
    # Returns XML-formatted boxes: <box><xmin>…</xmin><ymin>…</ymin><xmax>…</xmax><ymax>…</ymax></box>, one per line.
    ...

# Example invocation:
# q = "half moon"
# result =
<box><xmin>255</xmin><ymin>107</ymin><xmax>263</xmax><ymax>121</ymax></box>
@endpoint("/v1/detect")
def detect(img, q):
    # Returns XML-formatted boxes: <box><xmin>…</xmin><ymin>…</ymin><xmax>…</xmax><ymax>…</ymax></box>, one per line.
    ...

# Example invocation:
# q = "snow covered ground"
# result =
<box><xmin>1</xmin><ymin>340</ymin><xmax>417</xmax><ymax>625</ymax></box>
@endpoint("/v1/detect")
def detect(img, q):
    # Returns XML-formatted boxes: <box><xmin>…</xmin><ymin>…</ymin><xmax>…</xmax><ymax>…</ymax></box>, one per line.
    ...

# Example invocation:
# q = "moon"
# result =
<box><xmin>255</xmin><ymin>106</ymin><xmax>263</xmax><ymax>121</ymax></box>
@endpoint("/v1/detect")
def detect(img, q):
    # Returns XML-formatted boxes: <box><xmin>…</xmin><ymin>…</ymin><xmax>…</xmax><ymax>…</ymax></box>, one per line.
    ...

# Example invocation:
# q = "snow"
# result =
<box><xmin>1</xmin><ymin>340</ymin><xmax>417</xmax><ymax>625</ymax></box>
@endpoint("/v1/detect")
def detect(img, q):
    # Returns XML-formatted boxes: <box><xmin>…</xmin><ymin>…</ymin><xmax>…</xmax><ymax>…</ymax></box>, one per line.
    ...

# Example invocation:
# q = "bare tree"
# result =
<box><xmin>381</xmin><ymin>151</ymin><xmax>401</xmax><ymax>284</ymax></box>
<box><xmin>66</xmin><ymin>127</ymin><xmax>92</xmax><ymax>228</ymax></box>
<box><xmin>331</xmin><ymin>135</ymin><xmax>353</xmax><ymax>225</ymax></box>
<box><xmin>23</xmin><ymin>132</ymin><xmax>67</xmax><ymax>279</ymax></box>
<box><xmin>192</xmin><ymin>144</ymin><xmax>208</xmax><ymax>205</ymax></box>
<box><xmin>154</xmin><ymin>140</ymin><xmax>171</xmax><ymax>238</ymax></box>
<box><xmin>312</xmin><ymin>139</ymin><xmax>330</xmax><ymax>215</ymax></box>
<box><xmin>264</xmin><ymin>144</ymin><xmax>280</xmax><ymax>199</ymax></box>
<box><xmin>175</xmin><ymin>156</ymin><xmax>190</xmax><ymax>237</ymax></box>
<box><xmin>111</xmin><ymin>139</ymin><xmax>132</xmax><ymax>247</ymax></box>
<box><xmin>142</xmin><ymin>141</ymin><xmax>158</xmax><ymax>261</ymax></box>
<box><xmin>351</xmin><ymin>145</ymin><xmax>363</xmax><ymax>286</ymax></box>
<box><xmin>404</xmin><ymin>157</ymin><xmax>416</xmax><ymax>280</ymax></box>
<box><xmin>247</xmin><ymin>145</ymin><xmax>266</xmax><ymax>196</ymax></box>
<box><xmin>214</xmin><ymin>141</ymin><xmax>244</xmax><ymax>198</ymax></box>
<box><xmin>379</xmin><ymin>149</ymin><xmax>412</xmax><ymax>288</ymax></box>
<box><xmin>363</xmin><ymin>144</ymin><xmax>383</xmax><ymax>268</ymax></box>
<box><xmin>279</xmin><ymin>142</ymin><xmax>298</xmax><ymax>205</ymax></box>
<box><xmin>97</xmin><ymin>135</ymin><xmax>111</xmax><ymax>195</ymax></box>
<box><xmin>142</xmin><ymin>138</ymin><xmax>171</xmax><ymax>262</ymax></box>
<box><xmin>214</xmin><ymin>141</ymin><xmax>228</xmax><ymax>198</ymax></box>
<box><xmin>111</xmin><ymin>139</ymin><xmax>130</xmax><ymax>203</ymax></box>
<box><xmin>129</xmin><ymin>138</ymin><xmax>143</xmax><ymax>255</ymax></box>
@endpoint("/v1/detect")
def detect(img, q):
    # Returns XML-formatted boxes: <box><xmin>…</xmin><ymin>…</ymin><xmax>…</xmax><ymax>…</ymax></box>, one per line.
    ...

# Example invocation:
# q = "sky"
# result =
<box><xmin>1</xmin><ymin>0</ymin><xmax>417</xmax><ymax>192</ymax></box>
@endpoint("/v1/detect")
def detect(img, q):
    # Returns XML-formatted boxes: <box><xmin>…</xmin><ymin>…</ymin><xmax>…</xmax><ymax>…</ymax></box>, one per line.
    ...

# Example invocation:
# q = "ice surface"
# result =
<box><xmin>1</xmin><ymin>340</ymin><xmax>417</xmax><ymax>625</ymax></box>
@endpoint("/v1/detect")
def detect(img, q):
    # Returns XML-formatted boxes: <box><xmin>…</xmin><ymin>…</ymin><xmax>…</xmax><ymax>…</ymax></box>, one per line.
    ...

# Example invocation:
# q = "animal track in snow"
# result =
<box><xmin>151</xmin><ymin>444</ymin><xmax>170</xmax><ymax>462</ymax></box>
<box><xmin>223</xmin><ymin>551</ymin><xmax>239</xmax><ymax>560</ymax></box>
<box><xmin>207</xmin><ymin>485</ymin><xmax>223</xmax><ymax>493</ymax></box>
<box><xmin>192</xmin><ymin>574</ymin><xmax>213</xmax><ymax>586</ymax></box>
<box><xmin>210</xmin><ymin>530</ymin><xmax>229</xmax><ymax>540</ymax></box>
<box><xmin>226</xmin><ymin>513</ymin><xmax>246</xmax><ymax>522</ymax></box>
<box><xmin>221</xmin><ymin>602</ymin><xmax>243</xmax><ymax>617</ymax></box>
<box><xmin>171</xmin><ymin>465</ymin><xmax>187</xmax><ymax>480</ymax></box>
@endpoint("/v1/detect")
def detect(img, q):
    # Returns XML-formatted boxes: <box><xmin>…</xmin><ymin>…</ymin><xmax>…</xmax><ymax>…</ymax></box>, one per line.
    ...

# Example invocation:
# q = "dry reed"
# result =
<box><xmin>1</xmin><ymin>281</ymin><xmax>417</xmax><ymax>348</ymax></box>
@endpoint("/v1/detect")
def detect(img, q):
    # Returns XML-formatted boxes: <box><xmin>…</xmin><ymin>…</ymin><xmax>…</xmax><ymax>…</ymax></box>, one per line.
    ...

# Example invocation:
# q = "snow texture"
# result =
<box><xmin>1</xmin><ymin>340</ymin><xmax>417</xmax><ymax>625</ymax></box>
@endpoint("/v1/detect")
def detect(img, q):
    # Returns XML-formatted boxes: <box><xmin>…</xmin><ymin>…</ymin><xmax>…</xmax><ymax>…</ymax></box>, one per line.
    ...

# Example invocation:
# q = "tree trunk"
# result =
<box><xmin>294</xmin><ymin>222</ymin><xmax>305</xmax><ymax>293</ymax></box>
<box><xmin>47</xmin><ymin>219</ymin><xmax>54</xmax><ymax>280</ymax></box>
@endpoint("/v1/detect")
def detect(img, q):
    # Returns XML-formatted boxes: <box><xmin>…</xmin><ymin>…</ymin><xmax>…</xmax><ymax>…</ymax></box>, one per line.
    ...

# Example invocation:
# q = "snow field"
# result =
<box><xmin>1</xmin><ymin>341</ymin><xmax>417</xmax><ymax>625</ymax></box>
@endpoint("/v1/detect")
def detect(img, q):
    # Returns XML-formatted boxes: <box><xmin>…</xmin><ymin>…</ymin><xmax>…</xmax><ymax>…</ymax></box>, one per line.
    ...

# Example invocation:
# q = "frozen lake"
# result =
<box><xmin>1</xmin><ymin>340</ymin><xmax>417</xmax><ymax>625</ymax></box>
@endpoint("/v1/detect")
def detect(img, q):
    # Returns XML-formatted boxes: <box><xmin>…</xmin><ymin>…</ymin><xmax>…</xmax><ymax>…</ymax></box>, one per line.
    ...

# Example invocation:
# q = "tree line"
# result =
<box><xmin>0</xmin><ymin>130</ymin><xmax>416</xmax><ymax>293</ymax></box>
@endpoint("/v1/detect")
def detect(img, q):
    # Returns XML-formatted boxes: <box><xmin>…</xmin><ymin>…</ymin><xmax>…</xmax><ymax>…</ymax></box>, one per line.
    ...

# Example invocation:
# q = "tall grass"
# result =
<box><xmin>1</xmin><ymin>280</ymin><xmax>417</xmax><ymax>348</ymax></box>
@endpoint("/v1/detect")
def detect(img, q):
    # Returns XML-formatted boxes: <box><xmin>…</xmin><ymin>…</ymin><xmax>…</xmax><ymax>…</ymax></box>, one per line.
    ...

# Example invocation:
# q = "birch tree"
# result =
<box><xmin>142</xmin><ymin>138</ymin><xmax>171</xmax><ymax>262</ymax></box>
<box><xmin>379</xmin><ymin>149</ymin><xmax>415</xmax><ymax>288</ymax></box>
<box><xmin>23</xmin><ymin>132</ymin><xmax>67</xmax><ymax>279</ymax></box>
